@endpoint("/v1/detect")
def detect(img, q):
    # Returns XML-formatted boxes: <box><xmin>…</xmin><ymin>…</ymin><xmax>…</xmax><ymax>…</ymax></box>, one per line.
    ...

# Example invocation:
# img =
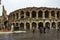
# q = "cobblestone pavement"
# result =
<box><xmin>0</xmin><ymin>30</ymin><xmax>60</xmax><ymax>40</ymax></box>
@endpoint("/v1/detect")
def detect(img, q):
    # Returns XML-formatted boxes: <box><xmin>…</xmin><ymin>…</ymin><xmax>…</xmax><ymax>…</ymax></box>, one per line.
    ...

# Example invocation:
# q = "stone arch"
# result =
<box><xmin>20</xmin><ymin>11</ymin><xmax>24</xmax><ymax>15</ymax></box>
<box><xmin>16</xmin><ymin>13</ymin><xmax>18</xmax><ymax>19</ymax></box>
<box><xmin>20</xmin><ymin>11</ymin><xmax>24</xmax><ymax>19</ymax></box>
<box><xmin>38</xmin><ymin>22</ymin><xmax>43</xmax><ymax>29</ymax></box>
<box><xmin>26</xmin><ymin>11</ymin><xmax>30</xmax><ymax>18</ymax></box>
<box><xmin>45</xmin><ymin>10</ymin><xmax>49</xmax><ymax>18</ymax></box>
<box><xmin>45</xmin><ymin>22</ymin><xmax>50</xmax><ymax>29</ymax></box>
<box><xmin>20</xmin><ymin>23</ymin><xmax>24</xmax><ymax>30</ymax></box>
<box><xmin>13</xmin><ymin>14</ymin><xmax>15</xmax><ymax>20</ymax></box>
<box><xmin>14</xmin><ymin>23</ymin><xmax>19</xmax><ymax>31</ymax></box>
<box><xmin>32</xmin><ymin>11</ymin><xmax>36</xmax><ymax>18</ymax></box>
<box><xmin>16</xmin><ymin>23</ymin><xmax>18</xmax><ymax>26</ymax></box>
<box><xmin>26</xmin><ymin>23</ymin><xmax>30</xmax><ymax>30</ymax></box>
<box><xmin>32</xmin><ymin>22</ymin><xmax>36</xmax><ymax>29</ymax></box>
<box><xmin>52</xmin><ymin>22</ymin><xmax>56</xmax><ymax>28</ymax></box>
<box><xmin>51</xmin><ymin>11</ymin><xmax>55</xmax><ymax>18</ymax></box>
<box><xmin>57</xmin><ymin>11</ymin><xmax>60</xmax><ymax>19</ymax></box>
<box><xmin>58</xmin><ymin>22</ymin><xmax>60</xmax><ymax>29</ymax></box>
<box><xmin>38</xmin><ymin>10</ymin><xmax>43</xmax><ymax>18</ymax></box>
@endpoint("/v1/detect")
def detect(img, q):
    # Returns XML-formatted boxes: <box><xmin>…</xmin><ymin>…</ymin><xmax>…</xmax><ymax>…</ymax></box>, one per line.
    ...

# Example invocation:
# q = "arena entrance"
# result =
<box><xmin>20</xmin><ymin>23</ymin><xmax>24</xmax><ymax>30</ymax></box>
<box><xmin>38</xmin><ymin>22</ymin><xmax>43</xmax><ymax>29</ymax></box>
<box><xmin>45</xmin><ymin>22</ymin><xmax>50</xmax><ymax>29</ymax></box>
<box><xmin>26</xmin><ymin>23</ymin><xmax>30</xmax><ymax>30</ymax></box>
<box><xmin>52</xmin><ymin>22</ymin><xmax>56</xmax><ymax>29</ymax></box>
<box><xmin>14</xmin><ymin>23</ymin><xmax>19</xmax><ymax>31</ymax></box>
<box><xmin>58</xmin><ymin>22</ymin><xmax>60</xmax><ymax>29</ymax></box>
<box><xmin>32</xmin><ymin>22</ymin><xmax>36</xmax><ymax>30</ymax></box>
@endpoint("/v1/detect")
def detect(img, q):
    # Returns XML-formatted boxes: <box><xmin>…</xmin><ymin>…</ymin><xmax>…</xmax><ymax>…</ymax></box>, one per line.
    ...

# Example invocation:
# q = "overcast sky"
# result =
<box><xmin>0</xmin><ymin>0</ymin><xmax>60</xmax><ymax>16</ymax></box>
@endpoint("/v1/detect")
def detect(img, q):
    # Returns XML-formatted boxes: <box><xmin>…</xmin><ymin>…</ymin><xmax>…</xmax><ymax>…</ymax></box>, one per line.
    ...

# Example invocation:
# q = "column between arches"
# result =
<box><xmin>24</xmin><ymin>22</ymin><xmax>26</xmax><ymax>30</ymax></box>
<box><xmin>30</xmin><ymin>23</ymin><xmax>32</xmax><ymax>30</ymax></box>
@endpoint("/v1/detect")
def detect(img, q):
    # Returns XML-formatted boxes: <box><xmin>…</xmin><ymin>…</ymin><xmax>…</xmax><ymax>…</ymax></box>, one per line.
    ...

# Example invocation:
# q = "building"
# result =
<box><xmin>0</xmin><ymin>6</ymin><xmax>60</xmax><ymax>31</ymax></box>
<box><xmin>0</xmin><ymin>6</ymin><xmax>8</xmax><ymax>29</ymax></box>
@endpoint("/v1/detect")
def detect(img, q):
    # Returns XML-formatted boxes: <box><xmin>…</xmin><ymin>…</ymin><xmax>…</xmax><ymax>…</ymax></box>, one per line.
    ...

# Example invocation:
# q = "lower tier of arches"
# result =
<box><xmin>9</xmin><ymin>22</ymin><xmax>60</xmax><ymax>31</ymax></box>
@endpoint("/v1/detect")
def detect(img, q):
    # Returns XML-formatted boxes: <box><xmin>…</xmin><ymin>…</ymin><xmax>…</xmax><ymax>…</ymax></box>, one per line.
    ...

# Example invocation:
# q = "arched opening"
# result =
<box><xmin>16</xmin><ymin>23</ymin><xmax>18</xmax><ymax>26</ymax></box>
<box><xmin>51</xmin><ymin>11</ymin><xmax>55</xmax><ymax>18</ymax></box>
<box><xmin>13</xmin><ymin>23</ymin><xmax>15</xmax><ymax>27</ymax></box>
<box><xmin>32</xmin><ymin>11</ymin><xmax>36</xmax><ymax>18</ymax></box>
<box><xmin>38</xmin><ymin>22</ymin><xmax>43</xmax><ymax>29</ymax></box>
<box><xmin>20</xmin><ymin>11</ymin><xmax>24</xmax><ymax>19</ymax></box>
<box><xmin>20</xmin><ymin>11</ymin><xmax>24</xmax><ymax>15</ymax></box>
<box><xmin>45</xmin><ymin>22</ymin><xmax>50</xmax><ymax>29</ymax></box>
<box><xmin>32</xmin><ymin>22</ymin><xmax>36</xmax><ymax>29</ymax></box>
<box><xmin>58</xmin><ymin>22</ymin><xmax>60</xmax><ymax>29</ymax></box>
<box><xmin>52</xmin><ymin>22</ymin><xmax>56</xmax><ymax>29</ymax></box>
<box><xmin>38</xmin><ymin>10</ymin><xmax>43</xmax><ymax>18</ymax></box>
<box><xmin>13</xmin><ymin>14</ymin><xmax>15</xmax><ymax>20</ymax></box>
<box><xmin>20</xmin><ymin>23</ymin><xmax>24</xmax><ymax>30</ymax></box>
<box><xmin>21</xmin><ymin>16</ymin><xmax>24</xmax><ymax>19</ymax></box>
<box><xmin>45</xmin><ymin>10</ymin><xmax>49</xmax><ymax>18</ymax></box>
<box><xmin>14</xmin><ymin>23</ymin><xmax>19</xmax><ymax>31</ymax></box>
<box><xmin>4</xmin><ymin>20</ymin><xmax>8</xmax><ymax>29</ymax></box>
<box><xmin>26</xmin><ymin>23</ymin><xmax>30</xmax><ymax>30</ymax></box>
<box><xmin>57</xmin><ymin>11</ymin><xmax>60</xmax><ymax>19</ymax></box>
<box><xmin>26</xmin><ymin>11</ymin><xmax>30</xmax><ymax>18</ymax></box>
<box><xmin>16</xmin><ymin>13</ymin><xmax>18</xmax><ymax>19</ymax></box>
<box><xmin>11</xmin><ymin>15</ymin><xmax>13</xmax><ymax>20</ymax></box>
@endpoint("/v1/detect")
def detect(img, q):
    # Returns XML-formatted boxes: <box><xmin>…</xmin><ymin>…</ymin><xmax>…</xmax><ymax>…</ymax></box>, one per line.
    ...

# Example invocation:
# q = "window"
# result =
<box><xmin>16</xmin><ymin>13</ymin><xmax>18</xmax><ymax>19</ymax></box>
<box><xmin>26</xmin><ymin>11</ymin><xmax>30</xmax><ymax>16</ymax></box>
<box><xmin>45</xmin><ymin>10</ymin><xmax>49</xmax><ymax>18</ymax></box>
<box><xmin>38</xmin><ymin>10</ymin><xmax>43</xmax><ymax>18</ymax></box>
<box><xmin>57</xmin><ymin>11</ymin><xmax>60</xmax><ymax>19</ymax></box>
<box><xmin>32</xmin><ymin>11</ymin><xmax>36</xmax><ymax>18</ymax></box>
<box><xmin>51</xmin><ymin>11</ymin><xmax>55</xmax><ymax>17</ymax></box>
<box><xmin>20</xmin><ymin>11</ymin><xmax>24</xmax><ymax>19</ymax></box>
<box><xmin>13</xmin><ymin>14</ymin><xmax>15</xmax><ymax>20</ymax></box>
<box><xmin>20</xmin><ymin>11</ymin><xmax>24</xmax><ymax>15</ymax></box>
<box><xmin>21</xmin><ymin>16</ymin><xmax>24</xmax><ymax>18</ymax></box>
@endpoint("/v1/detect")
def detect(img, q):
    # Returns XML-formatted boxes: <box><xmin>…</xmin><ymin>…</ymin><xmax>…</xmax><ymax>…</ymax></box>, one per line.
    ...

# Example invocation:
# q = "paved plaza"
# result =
<box><xmin>0</xmin><ymin>30</ymin><xmax>60</xmax><ymax>40</ymax></box>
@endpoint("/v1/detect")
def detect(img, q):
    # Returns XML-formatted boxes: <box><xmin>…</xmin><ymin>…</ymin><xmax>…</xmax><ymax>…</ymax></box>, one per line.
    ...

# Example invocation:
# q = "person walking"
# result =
<box><xmin>39</xmin><ymin>27</ymin><xmax>42</xmax><ymax>33</ymax></box>
<box><xmin>44</xmin><ymin>27</ymin><xmax>46</xmax><ymax>33</ymax></box>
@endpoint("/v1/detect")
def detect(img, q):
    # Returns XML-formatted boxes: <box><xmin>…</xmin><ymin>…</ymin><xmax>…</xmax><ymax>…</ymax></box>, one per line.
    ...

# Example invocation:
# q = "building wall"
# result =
<box><xmin>8</xmin><ymin>7</ymin><xmax>60</xmax><ymax>30</ymax></box>
<box><xmin>0</xmin><ymin>17</ymin><xmax>2</xmax><ymax>28</ymax></box>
